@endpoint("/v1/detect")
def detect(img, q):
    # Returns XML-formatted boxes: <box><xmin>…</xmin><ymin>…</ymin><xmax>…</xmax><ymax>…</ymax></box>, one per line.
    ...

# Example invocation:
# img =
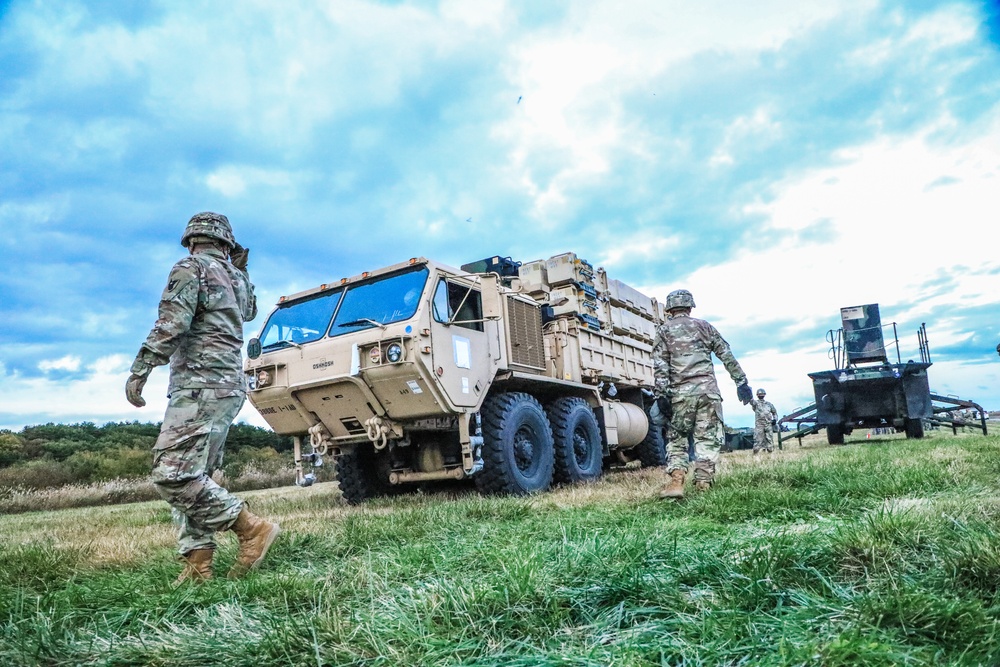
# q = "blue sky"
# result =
<box><xmin>1</xmin><ymin>0</ymin><xmax>998</xmax><ymax>431</ymax></box>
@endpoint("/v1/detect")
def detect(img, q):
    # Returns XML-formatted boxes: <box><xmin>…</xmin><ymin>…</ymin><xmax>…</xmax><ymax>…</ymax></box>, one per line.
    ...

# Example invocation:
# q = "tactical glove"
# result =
<box><xmin>736</xmin><ymin>382</ymin><xmax>753</xmax><ymax>405</ymax></box>
<box><xmin>231</xmin><ymin>242</ymin><xmax>250</xmax><ymax>271</ymax></box>
<box><xmin>125</xmin><ymin>373</ymin><xmax>148</xmax><ymax>408</ymax></box>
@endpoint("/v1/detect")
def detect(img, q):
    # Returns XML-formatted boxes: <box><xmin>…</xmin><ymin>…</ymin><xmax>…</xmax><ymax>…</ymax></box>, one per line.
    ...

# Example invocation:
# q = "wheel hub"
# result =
<box><xmin>514</xmin><ymin>434</ymin><xmax>535</xmax><ymax>470</ymax></box>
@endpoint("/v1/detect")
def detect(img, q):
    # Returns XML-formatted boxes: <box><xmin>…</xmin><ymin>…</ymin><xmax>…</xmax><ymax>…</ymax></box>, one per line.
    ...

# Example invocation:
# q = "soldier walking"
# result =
<box><xmin>750</xmin><ymin>388</ymin><xmax>778</xmax><ymax>454</ymax></box>
<box><xmin>652</xmin><ymin>289</ymin><xmax>753</xmax><ymax>499</ymax></box>
<box><xmin>126</xmin><ymin>212</ymin><xmax>280</xmax><ymax>583</ymax></box>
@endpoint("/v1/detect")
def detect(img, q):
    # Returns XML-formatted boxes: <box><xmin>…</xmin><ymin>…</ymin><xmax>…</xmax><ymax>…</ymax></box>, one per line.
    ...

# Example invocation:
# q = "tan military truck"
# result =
<box><xmin>244</xmin><ymin>252</ymin><xmax>666</xmax><ymax>503</ymax></box>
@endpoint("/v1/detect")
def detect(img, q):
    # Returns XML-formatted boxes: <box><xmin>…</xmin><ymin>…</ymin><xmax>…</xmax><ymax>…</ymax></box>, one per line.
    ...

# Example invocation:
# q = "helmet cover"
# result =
<box><xmin>665</xmin><ymin>289</ymin><xmax>695</xmax><ymax>310</ymax></box>
<box><xmin>181</xmin><ymin>212</ymin><xmax>236</xmax><ymax>249</ymax></box>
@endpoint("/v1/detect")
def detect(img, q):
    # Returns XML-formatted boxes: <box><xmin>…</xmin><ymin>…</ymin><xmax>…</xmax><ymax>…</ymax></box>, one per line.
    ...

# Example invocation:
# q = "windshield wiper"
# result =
<box><xmin>262</xmin><ymin>339</ymin><xmax>303</xmax><ymax>351</ymax></box>
<box><xmin>337</xmin><ymin>318</ymin><xmax>387</xmax><ymax>330</ymax></box>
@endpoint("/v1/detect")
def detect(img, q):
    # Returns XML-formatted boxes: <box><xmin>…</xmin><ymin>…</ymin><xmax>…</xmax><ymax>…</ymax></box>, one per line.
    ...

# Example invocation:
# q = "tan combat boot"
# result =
<box><xmin>693</xmin><ymin>461</ymin><xmax>715</xmax><ymax>492</ymax></box>
<box><xmin>174</xmin><ymin>548</ymin><xmax>214</xmax><ymax>585</ymax></box>
<box><xmin>659</xmin><ymin>468</ymin><xmax>687</xmax><ymax>499</ymax></box>
<box><xmin>227</xmin><ymin>508</ymin><xmax>281</xmax><ymax>578</ymax></box>
<box><xmin>694</xmin><ymin>479</ymin><xmax>713</xmax><ymax>492</ymax></box>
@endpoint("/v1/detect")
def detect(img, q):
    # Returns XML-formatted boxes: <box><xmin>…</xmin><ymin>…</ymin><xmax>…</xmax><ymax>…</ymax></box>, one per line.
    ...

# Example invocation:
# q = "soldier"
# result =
<box><xmin>652</xmin><ymin>289</ymin><xmax>752</xmax><ymax>499</ymax></box>
<box><xmin>750</xmin><ymin>388</ymin><xmax>778</xmax><ymax>454</ymax></box>
<box><xmin>126</xmin><ymin>212</ymin><xmax>280</xmax><ymax>583</ymax></box>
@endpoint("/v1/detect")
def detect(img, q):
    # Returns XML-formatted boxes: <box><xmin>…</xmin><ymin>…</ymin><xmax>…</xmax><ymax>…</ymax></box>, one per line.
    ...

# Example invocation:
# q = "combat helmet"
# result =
<box><xmin>181</xmin><ymin>212</ymin><xmax>236</xmax><ymax>249</ymax></box>
<box><xmin>757</xmin><ymin>388</ymin><xmax>766</xmax><ymax>397</ymax></box>
<box><xmin>665</xmin><ymin>289</ymin><xmax>695</xmax><ymax>310</ymax></box>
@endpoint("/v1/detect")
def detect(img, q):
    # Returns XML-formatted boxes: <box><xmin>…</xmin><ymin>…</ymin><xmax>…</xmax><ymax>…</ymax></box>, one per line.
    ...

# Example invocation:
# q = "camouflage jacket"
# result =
<box><xmin>653</xmin><ymin>313</ymin><xmax>746</xmax><ymax>399</ymax></box>
<box><xmin>130</xmin><ymin>246</ymin><xmax>257</xmax><ymax>392</ymax></box>
<box><xmin>750</xmin><ymin>398</ymin><xmax>777</xmax><ymax>427</ymax></box>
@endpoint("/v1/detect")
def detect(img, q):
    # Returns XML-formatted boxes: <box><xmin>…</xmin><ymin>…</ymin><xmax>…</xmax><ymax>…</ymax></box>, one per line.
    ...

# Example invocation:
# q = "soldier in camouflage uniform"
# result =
<box><xmin>651</xmin><ymin>289</ymin><xmax>753</xmax><ymax>499</ymax></box>
<box><xmin>750</xmin><ymin>388</ymin><xmax>778</xmax><ymax>454</ymax></box>
<box><xmin>126</xmin><ymin>212</ymin><xmax>280</xmax><ymax>583</ymax></box>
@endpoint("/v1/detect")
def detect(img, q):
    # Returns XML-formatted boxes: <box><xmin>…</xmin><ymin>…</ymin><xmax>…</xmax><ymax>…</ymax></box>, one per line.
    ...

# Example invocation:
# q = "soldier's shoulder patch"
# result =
<box><xmin>161</xmin><ymin>260</ymin><xmax>199</xmax><ymax>300</ymax></box>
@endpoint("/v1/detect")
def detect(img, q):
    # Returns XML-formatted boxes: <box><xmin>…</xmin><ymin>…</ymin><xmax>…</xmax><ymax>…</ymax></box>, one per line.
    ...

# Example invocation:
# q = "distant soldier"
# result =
<box><xmin>750</xmin><ymin>388</ymin><xmax>778</xmax><ymax>454</ymax></box>
<box><xmin>126</xmin><ymin>212</ymin><xmax>280</xmax><ymax>584</ymax></box>
<box><xmin>652</xmin><ymin>289</ymin><xmax>753</xmax><ymax>499</ymax></box>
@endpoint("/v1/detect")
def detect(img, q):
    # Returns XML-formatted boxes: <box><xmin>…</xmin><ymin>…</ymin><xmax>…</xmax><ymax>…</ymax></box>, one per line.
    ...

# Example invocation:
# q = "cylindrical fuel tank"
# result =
<box><xmin>605</xmin><ymin>401</ymin><xmax>649</xmax><ymax>447</ymax></box>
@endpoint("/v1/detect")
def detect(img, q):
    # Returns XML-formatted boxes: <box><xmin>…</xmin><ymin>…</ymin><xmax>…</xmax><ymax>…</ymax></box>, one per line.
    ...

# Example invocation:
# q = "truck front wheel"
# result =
<box><xmin>548</xmin><ymin>397</ymin><xmax>603</xmax><ymax>484</ymax></box>
<box><xmin>335</xmin><ymin>445</ymin><xmax>395</xmax><ymax>505</ymax></box>
<box><xmin>477</xmin><ymin>392</ymin><xmax>555</xmax><ymax>496</ymax></box>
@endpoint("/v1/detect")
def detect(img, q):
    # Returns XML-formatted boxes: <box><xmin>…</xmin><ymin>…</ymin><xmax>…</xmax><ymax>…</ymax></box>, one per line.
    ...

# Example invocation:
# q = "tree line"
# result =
<box><xmin>0</xmin><ymin>421</ymin><xmax>293</xmax><ymax>490</ymax></box>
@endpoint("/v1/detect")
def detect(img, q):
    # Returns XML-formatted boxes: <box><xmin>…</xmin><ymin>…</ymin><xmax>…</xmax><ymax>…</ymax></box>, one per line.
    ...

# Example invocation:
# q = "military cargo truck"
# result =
<box><xmin>244</xmin><ymin>253</ymin><xmax>667</xmax><ymax>503</ymax></box>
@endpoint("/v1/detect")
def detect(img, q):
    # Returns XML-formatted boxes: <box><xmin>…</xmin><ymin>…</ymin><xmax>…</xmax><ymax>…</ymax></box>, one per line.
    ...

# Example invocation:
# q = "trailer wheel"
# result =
<box><xmin>827</xmin><ymin>424</ymin><xmax>845</xmax><ymax>445</ymax></box>
<box><xmin>635</xmin><ymin>423</ymin><xmax>667</xmax><ymax>468</ymax></box>
<box><xmin>335</xmin><ymin>445</ymin><xmax>396</xmax><ymax>505</ymax></box>
<box><xmin>904</xmin><ymin>418</ymin><xmax>925</xmax><ymax>439</ymax></box>
<box><xmin>548</xmin><ymin>397</ymin><xmax>603</xmax><ymax>484</ymax></box>
<box><xmin>476</xmin><ymin>392</ymin><xmax>554</xmax><ymax>496</ymax></box>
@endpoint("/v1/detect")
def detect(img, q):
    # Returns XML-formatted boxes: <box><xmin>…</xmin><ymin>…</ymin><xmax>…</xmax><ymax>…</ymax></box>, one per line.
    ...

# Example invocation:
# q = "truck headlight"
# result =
<box><xmin>369</xmin><ymin>347</ymin><xmax>382</xmax><ymax>365</ymax></box>
<box><xmin>256</xmin><ymin>369</ymin><xmax>272</xmax><ymax>388</ymax></box>
<box><xmin>386</xmin><ymin>343</ymin><xmax>404</xmax><ymax>363</ymax></box>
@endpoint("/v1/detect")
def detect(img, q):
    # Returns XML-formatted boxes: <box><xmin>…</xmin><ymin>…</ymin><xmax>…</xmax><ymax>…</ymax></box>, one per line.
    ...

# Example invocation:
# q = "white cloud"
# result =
<box><xmin>643</xmin><ymin>113</ymin><xmax>1000</xmax><ymax>423</ymax></box>
<box><xmin>205</xmin><ymin>166</ymin><xmax>298</xmax><ymax>198</ymax></box>
<box><xmin>0</xmin><ymin>352</ymin><xmax>269</xmax><ymax>431</ymax></box>
<box><xmin>38</xmin><ymin>355</ymin><xmax>81</xmax><ymax>372</ymax></box>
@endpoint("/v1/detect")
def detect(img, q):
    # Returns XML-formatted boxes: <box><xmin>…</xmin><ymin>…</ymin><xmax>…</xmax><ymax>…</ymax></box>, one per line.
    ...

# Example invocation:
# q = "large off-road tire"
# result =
<box><xmin>827</xmin><ymin>424</ymin><xmax>845</xmax><ymax>445</ymax></box>
<box><xmin>904</xmin><ymin>418</ymin><xmax>925</xmax><ymax>439</ymax></box>
<box><xmin>548</xmin><ymin>397</ymin><xmax>603</xmax><ymax>484</ymax></box>
<box><xmin>635</xmin><ymin>422</ymin><xmax>667</xmax><ymax>468</ymax></box>
<box><xmin>335</xmin><ymin>445</ymin><xmax>396</xmax><ymax>505</ymax></box>
<box><xmin>476</xmin><ymin>392</ymin><xmax>554</xmax><ymax>496</ymax></box>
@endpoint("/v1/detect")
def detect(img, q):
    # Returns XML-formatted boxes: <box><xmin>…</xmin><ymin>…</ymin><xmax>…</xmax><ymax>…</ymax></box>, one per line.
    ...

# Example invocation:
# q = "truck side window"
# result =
<box><xmin>433</xmin><ymin>279</ymin><xmax>484</xmax><ymax>332</ymax></box>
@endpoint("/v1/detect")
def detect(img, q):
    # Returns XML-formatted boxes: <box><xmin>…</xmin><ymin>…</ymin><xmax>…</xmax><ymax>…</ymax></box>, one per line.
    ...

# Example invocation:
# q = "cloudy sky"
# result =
<box><xmin>1</xmin><ymin>0</ymin><xmax>998</xmax><ymax>432</ymax></box>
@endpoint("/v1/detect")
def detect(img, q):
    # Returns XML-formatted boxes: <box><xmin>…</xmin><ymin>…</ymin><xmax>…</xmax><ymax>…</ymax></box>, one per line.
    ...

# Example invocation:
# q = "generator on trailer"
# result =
<box><xmin>244</xmin><ymin>253</ymin><xmax>667</xmax><ymax>503</ymax></box>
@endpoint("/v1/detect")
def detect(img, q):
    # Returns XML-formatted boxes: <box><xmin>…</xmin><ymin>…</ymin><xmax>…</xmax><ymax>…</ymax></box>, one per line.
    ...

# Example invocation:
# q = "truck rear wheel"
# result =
<box><xmin>476</xmin><ymin>392</ymin><xmax>554</xmax><ymax>496</ymax></box>
<box><xmin>635</xmin><ymin>423</ymin><xmax>667</xmax><ymax>468</ymax></box>
<box><xmin>548</xmin><ymin>397</ymin><xmax>603</xmax><ymax>484</ymax></box>
<box><xmin>335</xmin><ymin>445</ymin><xmax>395</xmax><ymax>505</ymax></box>
<box><xmin>904</xmin><ymin>418</ymin><xmax>925</xmax><ymax>439</ymax></box>
<box><xmin>827</xmin><ymin>424</ymin><xmax>845</xmax><ymax>445</ymax></box>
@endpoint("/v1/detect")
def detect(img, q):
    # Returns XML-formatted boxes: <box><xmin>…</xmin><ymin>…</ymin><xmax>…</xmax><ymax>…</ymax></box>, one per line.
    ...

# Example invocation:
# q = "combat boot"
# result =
<box><xmin>227</xmin><ymin>508</ymin><xmax>281</xmax><ymax>578</ymax></box>
<box><xmin>174</xmin><ymin>548</ymin><xmax>213</xmax><ymax>585</ymax></box>
<box><xmin>693</xmin><ymin>461</ymin><xmax>715</xmax><ymax>492</ymax></box>
<box><xmin>659</xmin><ymin>469</ymin><xmax>687</xmax><ymax>499</ymax></box>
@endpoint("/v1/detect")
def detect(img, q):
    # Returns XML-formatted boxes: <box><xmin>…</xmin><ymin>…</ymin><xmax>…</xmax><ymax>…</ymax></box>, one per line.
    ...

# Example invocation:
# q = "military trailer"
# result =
<box><xmin>779</xmin><ymin>304</ymin><xmax>987</xmax><ymax>446</ymax></box>
<box><xmin>784</xmin><ymin>304</ymin><xmax>932</xmax><ymax>444</ymax></box>
<box><xmin>243</xmin><ymin>253</ymin><xmax>667</xmax><ymax>503</ymax></box>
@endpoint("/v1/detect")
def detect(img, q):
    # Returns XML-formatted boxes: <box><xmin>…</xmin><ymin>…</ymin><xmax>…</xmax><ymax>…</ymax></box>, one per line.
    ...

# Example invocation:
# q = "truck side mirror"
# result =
<box><xmin>480</xmin><ymin>273</ymin><xmax>503</xmax><ymax>320</ymax></box>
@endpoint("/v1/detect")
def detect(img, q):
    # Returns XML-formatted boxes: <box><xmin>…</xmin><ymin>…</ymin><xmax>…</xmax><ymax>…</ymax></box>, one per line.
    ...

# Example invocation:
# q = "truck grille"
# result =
<box><xmin>507</xmin><ymin>297</ymin><xmax>544</xmax><ymax>370</ymax></box>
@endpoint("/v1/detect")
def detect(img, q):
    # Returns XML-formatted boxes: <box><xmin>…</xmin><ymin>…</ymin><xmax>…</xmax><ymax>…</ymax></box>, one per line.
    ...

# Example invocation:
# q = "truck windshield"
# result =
<box><xmin>331</xmin><ymin>266</ymin><xmax>428</xmax><ymax>336</ymax></box>
<box><xmin>257</xmin><ymin>266</ymin><xmax>429</xmax><ymax>350</ymax></box>
<box><xmin>259</xmin><ymin>290</ymin><xmax>343</xmax><ymax>351</ymax></box>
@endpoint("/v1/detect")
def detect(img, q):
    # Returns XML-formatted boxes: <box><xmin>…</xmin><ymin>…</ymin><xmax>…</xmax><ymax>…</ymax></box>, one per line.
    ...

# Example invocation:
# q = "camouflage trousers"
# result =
<box><xmin>753</xmin><ymin>424</ymin><xmax>774</xmax><ymax>453</ymax></box>
<box><xmin>152</xmin><ymin>387</ymin><xmax>245</xmax><ymax>555</ymax></box>
<box><xmin>666</xmin><ymin>393</ymin><xmax>724</xmax><ymax>481</ymax></box>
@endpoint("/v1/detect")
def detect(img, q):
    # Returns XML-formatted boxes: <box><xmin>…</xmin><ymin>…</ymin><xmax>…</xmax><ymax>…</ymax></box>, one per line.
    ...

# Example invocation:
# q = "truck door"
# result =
<box><xmin>431</xmin><ymin>276</ymin><xmax>490</xmax><ymax>408</ymax></box>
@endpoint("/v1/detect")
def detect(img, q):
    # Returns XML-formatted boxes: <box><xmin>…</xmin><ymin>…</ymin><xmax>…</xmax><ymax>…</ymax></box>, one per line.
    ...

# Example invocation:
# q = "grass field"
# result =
<box><xmin>2</xmin><ymin>430</ymin><xmax>1000</xmax><ymax>666</ymax></box>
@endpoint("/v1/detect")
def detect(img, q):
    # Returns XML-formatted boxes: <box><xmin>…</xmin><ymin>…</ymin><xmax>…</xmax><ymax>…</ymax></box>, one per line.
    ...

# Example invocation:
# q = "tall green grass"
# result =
<box><xmin>2</xmin><ymin>433</ymin><xmax>1000</xmax><ymax>666</ymax></box>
